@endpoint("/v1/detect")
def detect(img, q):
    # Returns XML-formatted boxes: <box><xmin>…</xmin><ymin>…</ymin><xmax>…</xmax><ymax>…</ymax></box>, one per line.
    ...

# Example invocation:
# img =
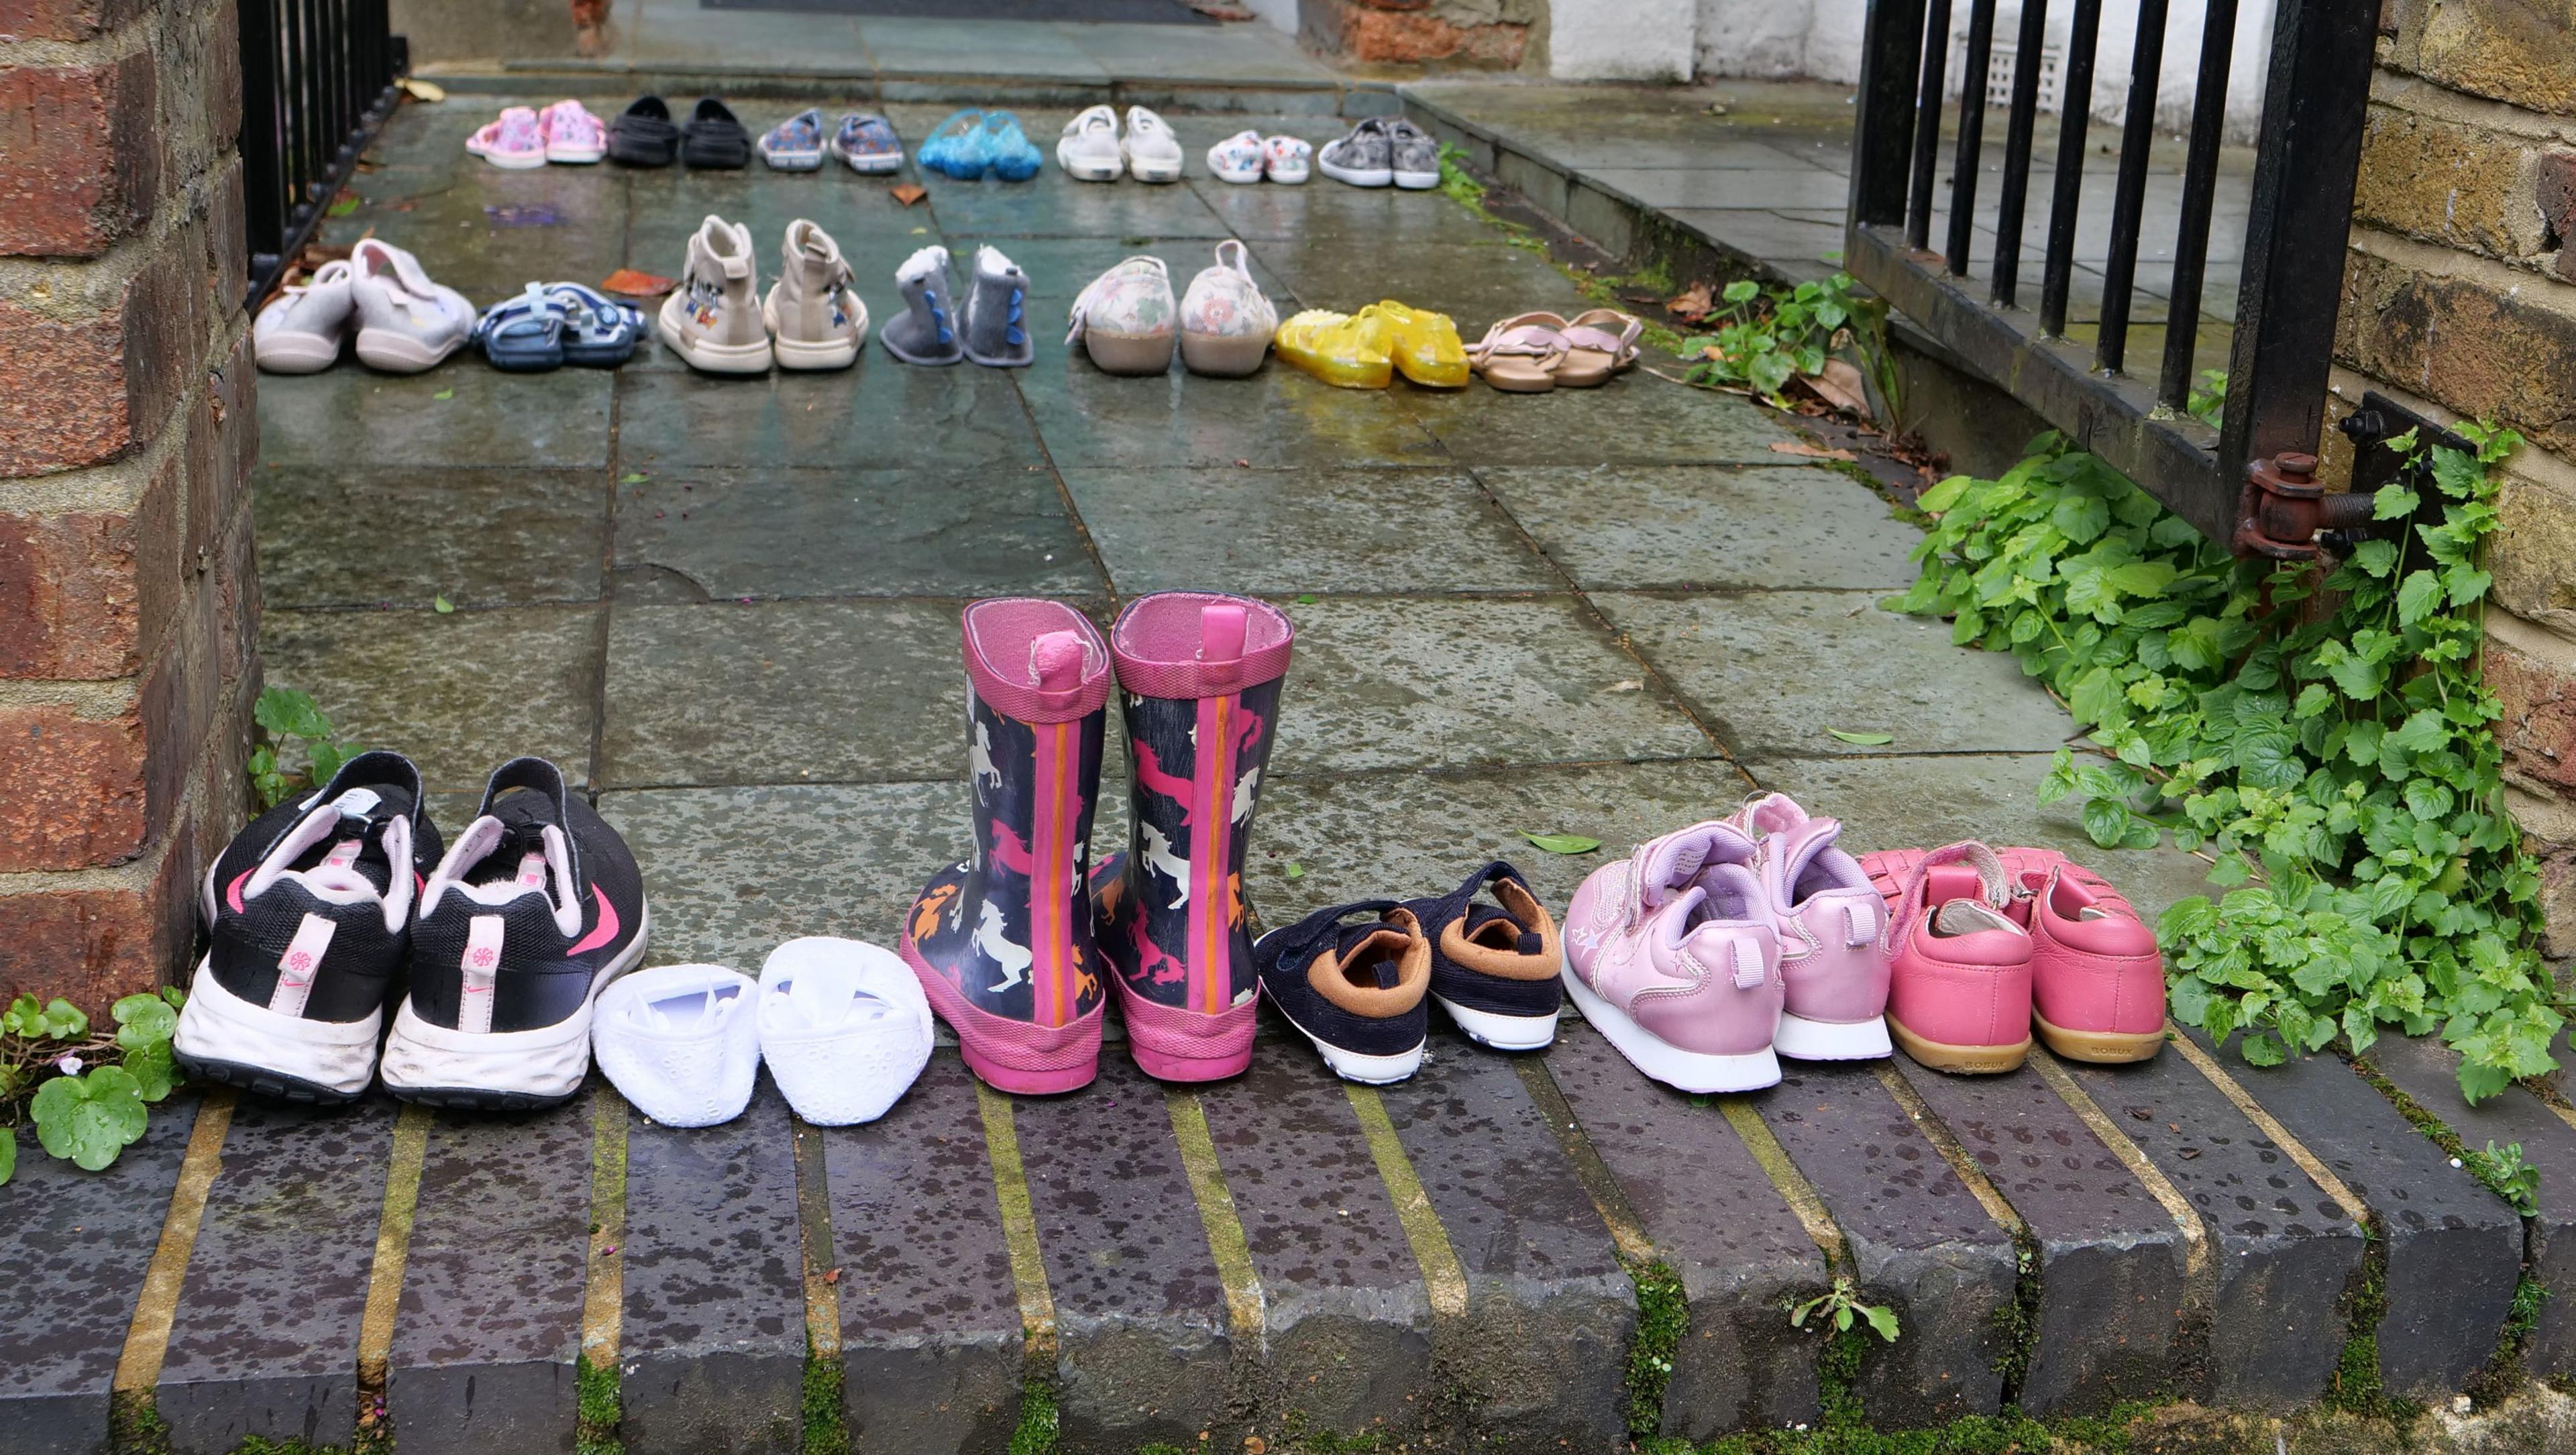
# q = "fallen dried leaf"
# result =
<box><xmin>398</xmin><ymin>77</ymin><xmax>447</xmax><ymax>102</ymax></box>
<box><xmin>1769</xmin><ymin>440</ymin><xmax>1858</xmax><ymax>462</ymax></box>
<box><xmin>1668</xmin><ymin>281</ymin><xmax>1715</xmax><ymax>323</ymax></box>
<box><xmin>1791</xmin><ymin>358</ymin><xmax>1873</xmax><ymax>421</ymax></box>
<box><xmin>892</xmin><ymin>183</ymin><xmax>928</xmax><ymax>206</ymax></box>
<box><xmin>601</xmin><ymin>268</ymin><xmax>677</xmax><ymax>297</ymax></box>
<box><xmin>822</xmin><ymin>1268</ymin><xmax>843</xmax><ymax>1285</ymax></box>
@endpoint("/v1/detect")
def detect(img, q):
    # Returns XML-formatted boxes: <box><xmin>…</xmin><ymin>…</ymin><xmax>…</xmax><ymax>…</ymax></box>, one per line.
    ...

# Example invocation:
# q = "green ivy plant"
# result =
<box><xmin>1680</xmin><ymin>275</ymin><xmax>1868</xmax><ymax>400</ymax></box>
<box><xmin>1898</xmin><ymin>426</ymin><xmax>2551</xmax><ymax>1101</ymax></box>
<box><xmin>250</xmin><ymin>685</ymin><xmax>357</xmax><ymax>811</ymax></box>
<box><xmin>0</xmin><ymin>987</ymin><xmax>186</xmax><ymax>1184</ymax></box>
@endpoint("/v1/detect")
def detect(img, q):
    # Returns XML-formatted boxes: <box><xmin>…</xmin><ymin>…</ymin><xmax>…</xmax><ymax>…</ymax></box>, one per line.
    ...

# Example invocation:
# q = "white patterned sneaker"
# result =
<box><xmin>1066</xmin><ymin>254</ymin><xmax>1175</xmax><ymax>374</ymax></box>
<box><xmin>1207</xmin><ymin>128</ymin><xmax>1264</xmax><ymax>184</ymax></box>
<box><xmin>1121</xmin><ymin>105</ymin><xmax>1183</xmax><ymax>183</ymax></box>
<box><xmin>1179</xmin><ymin>239</ymin><xmax>1276</xmax><ymax>377</ymax></box>
<box><xmin>762</xmin><ymin>218</ymin><xmax>867</xmax><ymax>370</ymax></box>
<box><xmin>1263</xmin><ymin>134</ymin><xmax>1312</xmax><ymax>184</ymax></box>
<box><xmin>348</xmin><ymin>239</ymin><xmax>474</xmax><ymax>372</ymax></box>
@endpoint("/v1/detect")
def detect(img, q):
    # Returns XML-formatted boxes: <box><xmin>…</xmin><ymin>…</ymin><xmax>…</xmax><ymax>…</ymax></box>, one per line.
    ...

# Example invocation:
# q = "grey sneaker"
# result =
<box><xmin>656</xmin><ymin>214</ymin><xmax>772</xmax><ymax>374</ymax></box>
<box><xmin>881</xmin><ymin>244</ymin><xmax>963</xmax><ymax>366</ymax></box>
<box><xmin>1317</xmin><ymin>117</ymin><xmax>1391</xmax><ymax>188</ymax></box>
<box><xmin>762</xmin><ymin>219</ymin><xmax>866</xmax><ymax>370</ymax></box>
<box><xmin>1385</xmin><ymin>117</ymin><xmax>1441</xmax><ymax>191</ymax></box>
<box><xmin>962</xmin><ymin>244</ymin><xmax>1033</xmax><ymax>369</ymax></box>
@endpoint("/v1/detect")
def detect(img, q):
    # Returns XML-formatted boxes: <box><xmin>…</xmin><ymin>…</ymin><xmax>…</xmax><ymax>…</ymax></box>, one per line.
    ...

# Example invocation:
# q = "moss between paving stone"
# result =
<box><xmin>1006</xmin><ymin>1380</ymin><xmax>1059</xmax><ymax>1455</ymax></box>
<box><xmin>2351</xmin><ymin>1057</ymin><xmax>2546</xmax><ymax>1413</ymax></box>
<box><xmin>110</xmin><ymin>1392</ymin><xmax>170</xmax><ymax>1455</ymax></box>
<box><xmin>1622</xmin><ymin>1254</ymin><xmax>1688</xmax><ymax>1436</ymax></box>
<box><xmin>802</xmin><ymin>1340</ymin><xmax>851</xmax><ymax>1455</ymax></box>
<box><xmin>576</xmin><ymin>1351</ymin><xmax>623</xmax><ymax>1455</ymax></box>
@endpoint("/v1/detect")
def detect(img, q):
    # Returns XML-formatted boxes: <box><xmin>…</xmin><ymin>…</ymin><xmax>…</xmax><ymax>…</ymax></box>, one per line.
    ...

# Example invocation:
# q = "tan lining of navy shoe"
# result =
<box><xmin>1307</xmin><ymin>910</ymin><xmax>1431</xmax><ymax>1016</ymax></box>
<box><xmin>1438</xmin><ymin>879</ymin><xmax>1562</xmax><ymax>982</ymax></box>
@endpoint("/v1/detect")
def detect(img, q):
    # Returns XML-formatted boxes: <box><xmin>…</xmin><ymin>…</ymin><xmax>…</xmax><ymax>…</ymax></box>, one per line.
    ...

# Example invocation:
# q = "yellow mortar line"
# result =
<box><xmin>1165</xmin><ymin>1089</ymin><xmax>1269</xmax><ymax>1354</ymax></box>
<box><xmin>792</xmin><ymin>1118</ymin><xmax>843</xmax><ymax>1362</ymax></box>
<box><xmin>1509</xmin><ymin>1055</ymin><xmax>1656</xmax><ymax>1262</ymax></box>
<box><xmin>582</xmin><ymin>1081</ymin><xmax>629</xmax><ymax>1370</ymax></box>
<box><xmin>2027</xmin><ymin>1046</ymin><xmax>2215</xmax><ymax>1315</ymax></box>
<box><xmin>1716</xmin><ymin>1097</ymin><xmax>1845</xmax><ymax>1272</ymax></box>
<box><xmin>1343</xmin><ymin>1083</ymin><xmax>1470</xmax><ymax>1319</ymax></box>
<box><xmin>356</xmin><ymin>1102</ymin><xmax>432</xmax><ymax>1392</ymax></box>
<box><xmin>1872</xmin><ymin>1061</ymin><xmax>2027</xmax><ymax>1242</ymax></box>
<box><xmin>2167</xmin><ymin>1026</ymin><xmax>2371</xmax><ymax>1227</ymax></box>
<box><xmin>976</xmin><ymin>1081</ymin><xmax>1061</xmax><ymax>1363</ymax></box>
<box><xmin>113</xmin><ymin>1087</ymin><xmax>237</xmax><ymax>1397</ymax></box>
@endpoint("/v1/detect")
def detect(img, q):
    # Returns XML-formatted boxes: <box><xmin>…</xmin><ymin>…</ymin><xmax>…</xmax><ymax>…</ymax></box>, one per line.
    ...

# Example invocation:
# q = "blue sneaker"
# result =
<box><xmin>830</xmin><ymin>111</ymin><xmax>902</xmax><ymax>174</ymax></box>
<box><xmin>543</xmin><ymin>282</ymin><xmax>646</xmax><ymax>366</ymax></box>
<box><xmin>757</xmin><ymin>108</ymin><xmax>826</xmax><ymax>171</ymax></box>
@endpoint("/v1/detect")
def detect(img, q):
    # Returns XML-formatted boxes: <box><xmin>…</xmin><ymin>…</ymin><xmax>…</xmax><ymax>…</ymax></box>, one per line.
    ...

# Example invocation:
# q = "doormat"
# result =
<box><xmin>700</xmin><ymin>0</ymin><xmax>1213</xmax><ymax>21</ymax></box>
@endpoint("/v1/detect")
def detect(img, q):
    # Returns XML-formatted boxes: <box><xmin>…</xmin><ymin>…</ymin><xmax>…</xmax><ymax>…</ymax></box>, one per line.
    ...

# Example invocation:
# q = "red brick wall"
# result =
<box><xmin>0</xmin><ymin>0</ymin><xmax>260</xmax><ymax>1013</ymax></box>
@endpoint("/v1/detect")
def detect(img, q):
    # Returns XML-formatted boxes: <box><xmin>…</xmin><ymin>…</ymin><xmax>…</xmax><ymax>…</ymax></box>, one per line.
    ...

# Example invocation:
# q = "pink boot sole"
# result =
<box><xmin>1110</xmin><ymin>977</ymin><xmax>1256</xmax><ymax>1083</ymax></box>
<box><xmin>902</xmin><ymin>931</ymin><xmax>1102</xmax><ymax>1095</ymax></box>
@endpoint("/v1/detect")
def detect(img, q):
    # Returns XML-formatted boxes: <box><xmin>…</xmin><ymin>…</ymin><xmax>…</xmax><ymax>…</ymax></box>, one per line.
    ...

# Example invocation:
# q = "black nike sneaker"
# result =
<box><xmin>172</xmin><ymin>751</ymin><xmax>443</xmax><ymax>1103</ymax></box>
<box><xmin>380</xmin><ymin>757</ymin><xmax>649</xmax><ymax>1109</ymax></box>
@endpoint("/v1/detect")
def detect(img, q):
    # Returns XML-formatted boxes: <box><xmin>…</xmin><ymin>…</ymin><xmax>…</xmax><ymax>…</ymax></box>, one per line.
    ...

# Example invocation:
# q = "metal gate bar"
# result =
<box><xmin>237</xmin><ymin>0</ymin><xmax>405</xmax><ymax>309</ymax></box>
<box><xmin>1846</xmin><ymin>0</ymin><xmax>2377</xmax><ymax>551</ymax></box>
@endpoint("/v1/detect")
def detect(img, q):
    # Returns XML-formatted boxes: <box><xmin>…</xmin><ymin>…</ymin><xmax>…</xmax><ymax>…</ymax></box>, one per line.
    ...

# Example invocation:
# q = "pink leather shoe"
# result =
<box><xmin>1858</xmin><ymin>842</ymin><xmax>2033</xmax><ymax>1074</ymax></box>
<box><xmin>1728</xmin><ymin>794</ymin><xmax>1891</xmax><ymax>1060</ymax></box>
<box><xmin>1561</xmin><ymin>822</ymin><xmax>1783</xmax><ymax>1092</ymax></box>
<box><xmin>2004</xmin><ymin>849</ymin><xmax>2166</xmax><ymax>1063</ymax></box>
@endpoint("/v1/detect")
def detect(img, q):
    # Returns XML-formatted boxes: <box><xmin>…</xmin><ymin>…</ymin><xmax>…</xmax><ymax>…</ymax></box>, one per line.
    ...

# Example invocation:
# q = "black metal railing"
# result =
<box><xmin>1847</xmin><ymin>0</ymin><xmax>2376</xmax><ymax>552</ymax></box>
<box><xmin>239</xmin><ymin>0</ymin><xmax>406</xmax><ymax>309</ymax></box>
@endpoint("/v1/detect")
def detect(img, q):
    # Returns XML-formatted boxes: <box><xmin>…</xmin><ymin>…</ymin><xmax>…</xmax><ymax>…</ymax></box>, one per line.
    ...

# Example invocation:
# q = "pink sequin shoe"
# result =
<box><xmin>466</xmin><ymin>106</ymin><xmax>547</xmax><ymax>170</ymax></box>
<box><xmin>539</xmin><ymin>99</ymin><xmax>607</xmax><ymax>164</ymax></box>
<box><xmin>1727</xmin><ymin>794</ymin><xmax>1891</xmax><ymax>1061</ymax></box>
<box><xmin>1561</xmin><ymin>822</ymin><xmax>1783</xmax><ymax>1093</ymax></box>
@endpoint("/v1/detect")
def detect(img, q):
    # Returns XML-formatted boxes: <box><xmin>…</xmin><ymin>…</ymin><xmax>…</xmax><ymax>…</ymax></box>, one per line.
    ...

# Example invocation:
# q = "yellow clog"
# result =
<box><xmin>1356</xmin><ymin>300</ymin><xmax>1468</xmax><ymax>388</ymax></box>
<box><xmin>1275</xmin><ymin>308</ymin><xmax>1393</xmax><ymax>389</ymax></box>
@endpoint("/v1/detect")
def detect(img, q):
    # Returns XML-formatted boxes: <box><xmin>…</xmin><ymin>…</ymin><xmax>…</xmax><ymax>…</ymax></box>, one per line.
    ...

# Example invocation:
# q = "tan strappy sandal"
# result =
<box><xmin>1468</xmin><ymin>312</ymin><xmax>1569</xmax><ymax>393</ymax></box>
<box><xmin>1554</xmin><ymin>309</ymin><xmax>1643</xmax><ymax>388</ymax></box>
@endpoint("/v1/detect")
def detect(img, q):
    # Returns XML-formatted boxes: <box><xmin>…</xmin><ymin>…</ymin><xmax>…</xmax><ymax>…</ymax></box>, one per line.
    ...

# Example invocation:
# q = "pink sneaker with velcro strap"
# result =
<box><xmin>1561</xmin><ymin>820</ymin><xmax>1784</xmax><ymax>1093</ymax></box>
<box><xmin>1727</xmin><ymin>794</ymin><xmax>1890</xmax><ymax>1061</ymax></box>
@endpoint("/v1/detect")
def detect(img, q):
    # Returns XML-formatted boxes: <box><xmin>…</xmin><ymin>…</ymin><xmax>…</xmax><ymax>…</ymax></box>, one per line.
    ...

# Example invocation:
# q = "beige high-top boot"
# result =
<box><xmin>761</xmin><ymin>219</ymin><xmax>867</xmax><ymax>370</ymax></box>
<box><xmin>656</xmin><ymin>214</ymin><xmax>772</xmax><ymax>374</ymax></box>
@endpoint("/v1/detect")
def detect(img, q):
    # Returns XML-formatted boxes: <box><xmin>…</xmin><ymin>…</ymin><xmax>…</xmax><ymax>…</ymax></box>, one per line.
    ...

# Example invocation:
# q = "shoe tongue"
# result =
<box><xmin>1933</xmin><ymin>898</ymin><xmax>2018</xmax><ymax>937</ymax></box>
<box><xmin>478</xmin><ymin>793</ymin><xmax>563</xmax><ymax>890</ymax></box>
<box><xmin>1769</xmin><ymin>816</ymin><xmax>1843</xmax><ymax>898</ymax></box>
<box><xmin>1461</xmin><ymin>902</ymin><xmax>1539</xmax><ymax>956</ymax></box>
<box><xmin>1028</xmin><ymin>629</ymin><xmax>1086</xmax><ymax>692</ymax></box>
<box><xmin>1639</xmin><ymin>822</ymin><xmax>1752</xmax><ymax>903</ymax></box>
<box><xmin>287</xmin><ymin>787</ymin><xmax>411</xmax><ymax>896</ymax></box>
<box><xmin>1331</xmin><ymin>924</ymin><xmax>1405</xmax><ymax>985</ymax></box>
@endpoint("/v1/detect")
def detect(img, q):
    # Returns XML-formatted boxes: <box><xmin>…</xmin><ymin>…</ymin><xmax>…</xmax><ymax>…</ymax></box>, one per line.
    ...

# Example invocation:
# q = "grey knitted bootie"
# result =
<box><xmin>961</xmin><ymin>244</ymin><xmax>1034</xmax><ymax>369</ymax></box>
<box><xmin>881</xmin><ymin>244</ymin><xmax>963</xmax><ymax>366</ymax></box>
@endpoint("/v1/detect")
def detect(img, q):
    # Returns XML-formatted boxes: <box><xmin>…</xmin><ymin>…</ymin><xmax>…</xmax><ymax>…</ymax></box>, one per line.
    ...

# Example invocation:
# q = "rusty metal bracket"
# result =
<box><xmin>2231</xmin><ymin>391</ymin><xmax>2468</xmax><ymax>560</ymax></box>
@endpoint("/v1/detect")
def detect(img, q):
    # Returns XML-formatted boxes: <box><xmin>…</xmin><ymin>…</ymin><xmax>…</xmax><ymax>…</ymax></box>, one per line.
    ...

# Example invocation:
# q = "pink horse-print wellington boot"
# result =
<box><xmin>1091</xmin><ymin>592</ymin><xmax>1293</xmax><ymax>1083</ymax></box>
<box><xmin>902</xmin><ymin>599</ymin><xmax>1112</xmax><ymax>1095</ymax></box>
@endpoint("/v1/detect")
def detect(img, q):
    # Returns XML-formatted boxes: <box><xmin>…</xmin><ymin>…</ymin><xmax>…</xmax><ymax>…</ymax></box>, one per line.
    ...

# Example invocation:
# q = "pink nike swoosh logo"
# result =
<box><xmin>568</xmin><ymin>887</ymin><xmax>621</xmax><ymax>957</ymax></box>
<box><xmin>226</xmin><ymin>870</ymin><xmax>254</xmax><ymax>914</ymax></box>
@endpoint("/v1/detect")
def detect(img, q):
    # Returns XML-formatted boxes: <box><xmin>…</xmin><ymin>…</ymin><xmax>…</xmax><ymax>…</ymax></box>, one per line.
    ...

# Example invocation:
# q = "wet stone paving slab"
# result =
<box><xmin>9</xmin><ymin>81</ymin><xmax>2540</xmax><ymax>1455</ymax></box>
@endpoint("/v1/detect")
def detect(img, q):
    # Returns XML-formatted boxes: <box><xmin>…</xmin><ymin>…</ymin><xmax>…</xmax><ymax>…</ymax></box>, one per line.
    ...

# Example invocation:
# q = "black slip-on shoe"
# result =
<box><xmin>609</xmin><ymin>95</ymin><xmax>679</xmax><ymax>167</ymax></box>
<box><xmin>681</xmin><ymin>97</ymin><xmax>751</xmax><ymax>169</ymax></box>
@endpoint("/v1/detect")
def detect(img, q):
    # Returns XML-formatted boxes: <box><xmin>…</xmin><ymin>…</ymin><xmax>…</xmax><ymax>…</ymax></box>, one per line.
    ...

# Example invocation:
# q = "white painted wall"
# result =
<box><xmin>1550</xmin><ymin>0</ymin><xmax>1701</xmax><ymax>80</ymax></box>
<box><xmin>1686</xmin><ymin>0</ymin><xmax>2273</xmax><ymax>140</ymax></box>
<box><xmin>1241</xmin><ymin>0</ymin><xmax>1298</xmax><ymax>36</ymax></box>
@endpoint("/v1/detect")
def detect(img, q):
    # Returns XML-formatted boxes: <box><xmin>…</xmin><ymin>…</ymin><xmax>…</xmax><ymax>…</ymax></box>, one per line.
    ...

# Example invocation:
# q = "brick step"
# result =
<box><xmin>0</xmin><ymin>1023</ymin><xmax>2544</xmax><ymax>1454</ymax></box>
